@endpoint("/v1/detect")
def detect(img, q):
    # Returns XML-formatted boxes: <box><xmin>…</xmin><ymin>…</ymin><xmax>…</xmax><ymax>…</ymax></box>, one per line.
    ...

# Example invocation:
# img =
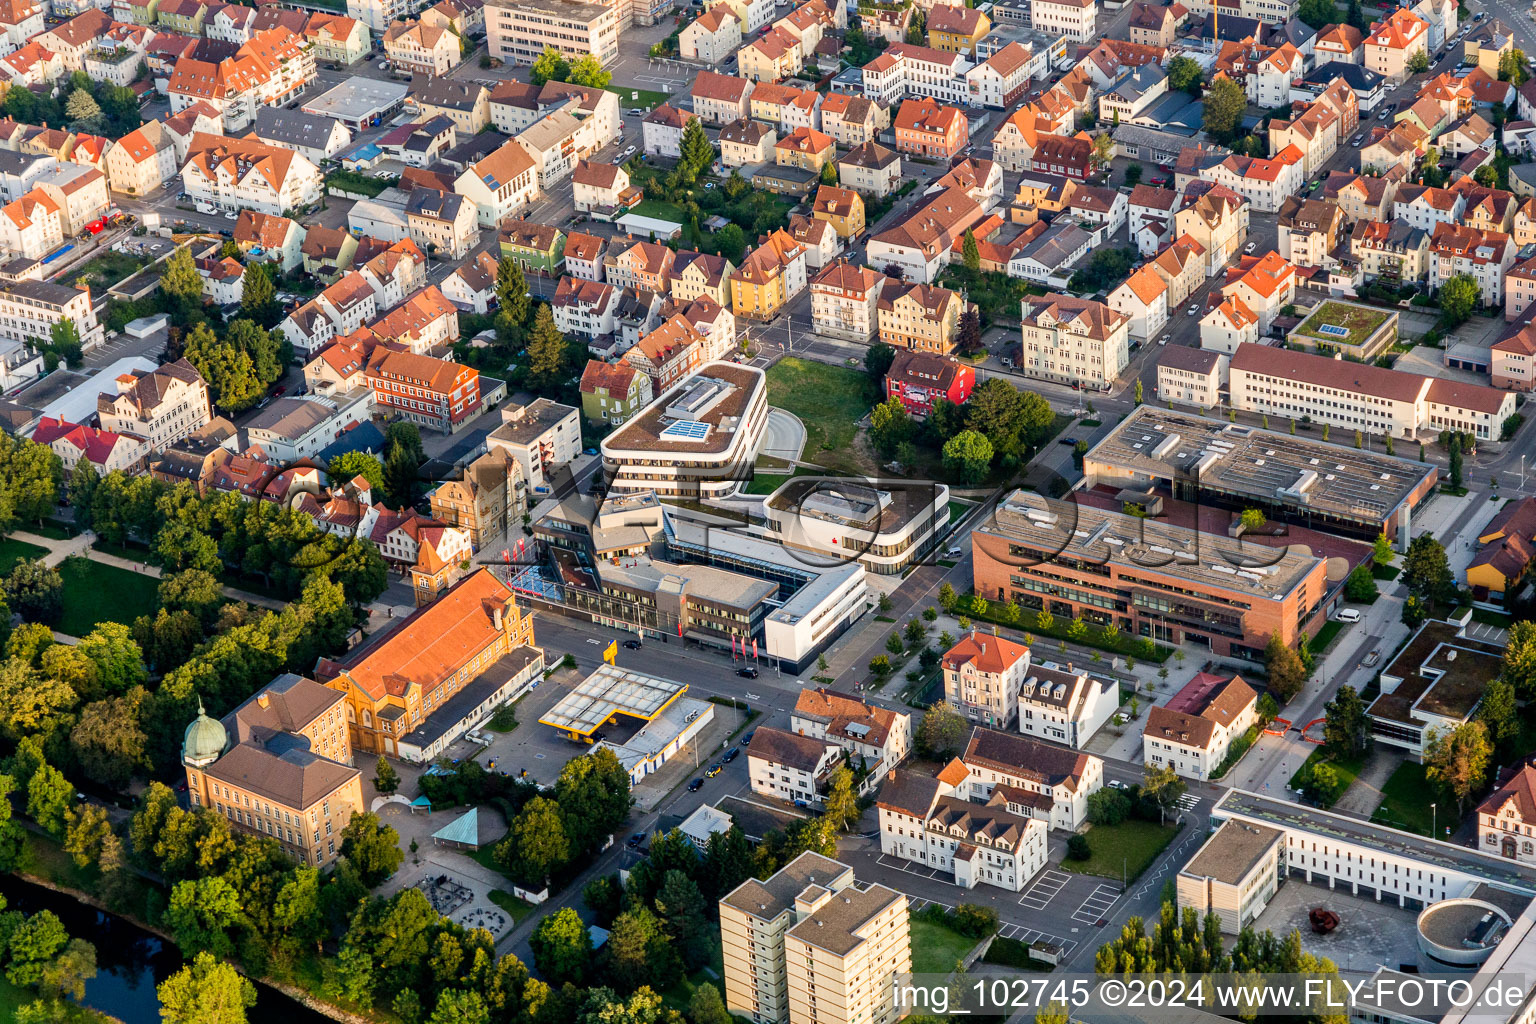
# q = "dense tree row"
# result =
<box><xmin>68</xmin><ymin>469</ymin><xmax>388</xmax><ymax>606</ymax></box>
<box><xmin>493</xmin><ymin>750</ymin><xmax>634</xmax><ymax>890</ymax></box>
<box><xmin>0</xmin><ymin>894</ymin><xmax>101</xmax><ymax>1024</ymax></box>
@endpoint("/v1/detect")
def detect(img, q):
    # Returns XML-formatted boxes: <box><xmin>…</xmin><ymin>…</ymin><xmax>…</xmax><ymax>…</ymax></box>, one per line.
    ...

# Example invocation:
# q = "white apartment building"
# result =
<box><xmin>876</xmin><ymin>766</ymin><xmax>1049</xmax><ymax>892</ymax></box>
<box><xmin>1108</xmin><ymin>264</ymin><xmax>1169</xmax><ymax>342</ymax></box>
<box><xmin>860</xmin><ymin>42</ymin><xmax>970</xmax><ymax>106</ymax></box>
<box><xmin>1199</xmin><ymin>296</ymin><xmax>1259</xmax><ymax>355</ymax></box>
<box><xmin>1143</xmin><ymin>671</ymin><xmax>1259</xmax><ymax>781</ymax></box>
<box><xmin>790</xmin><ymin>688</ymin><xmax>911</xmax><ymax>778</ymax></box>
<box><xmin>746</xmin><ymin>726</ymin><xmax>844</xmax><ymax>807</ymax></box>
<box><xmin>1018</xmin><ymin>292</ymin><xmax>1130</xmax><ymax>391</ymax></box>
<box><xmin>1157</xmin><ymin>346</ymin><xmax>1228</xmax><ymax>408</ymax></box>
<box><xmin>97</xmin><ymin>358</ymin><xmax>211</xmax><ymax>450</ymax></box>
<box><xmin>486</xmin><ymin>398</ymin><xmax>581</xmax><ymax>492</ymax></box>
<box><xmin>181</xmin><ymin>133</ymin><xmax>322</xmax><ymax>215</ymax></box>
<box><xmin>942</xmin><ymin>632</ymin><xmax>1032</xmax><ymax>728</ymax></box>
<box><xmin>552</xmin><ymin>277</ymin><xmax>621</xmax><ymax>340</ymax></box>
<box><xmin>809</xmin><ymin>259</ymin><xmax>884</xmax><ymax>342</ymax></box>
<box><xmin>1427</xmin><ymin>223</ymin><xmax>1516</xmax><ymax>308</ymax></box>
<box><xmin>602</xmin><ymin>362</ymin><xmax>768</xmax><ymax>500</ymax></box>
<box><xmin>1393</xmin><ymin>185</ymin><xmax>1465</xmax><ymax>233</ymax></box>
<box><xmin>347</xmin><ymin>0</ymin><xmax>408</xmax><ymax>33</ymax></box>
<box><xmin>1229</xmin><ymin>343</ymin><xmax>1518</xmax><ymax>441</ymax></box>
<box><xmin>1030</xmin><ymin>0</ymin><xmax>1095</xmax><ymax>42</ymax></box>
<box><xmin>0</xmin><ymin>280</ymin><xmax>103</xmax><ymax>350</ymax></box>
<box><xmin>719</xmin><ymin>853</ymin><xmax>910</xmax><ymax>1024</ymax></box>
<box><xmin>484</xmin><ymin>0</ymin><xmax>619</xmax><ymax>66</ymax></box>
<box><xmin>961</xmin><ymin>725</ymin><xmax>1103</xmax><ymax>831</ymax></box>
<box><xmin>452</xmin><ymin>139</ymin><xmax>540</xmax><ymax>228</ymax></box>
<box><xmin>105</xmin><ymin>121</ymin><xmax>177</xmax><ymax>196</ymax></box>
<box><xmin>1017</xmin><ymin>665</ymin><xmax>1118</xmax><ymax>750</ymax></box>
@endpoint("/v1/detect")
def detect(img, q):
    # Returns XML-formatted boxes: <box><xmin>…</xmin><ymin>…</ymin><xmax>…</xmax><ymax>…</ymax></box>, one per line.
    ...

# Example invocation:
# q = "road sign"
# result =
<box><xmin>603</xmin><ymin>640</ymin><xmax>617</xmax><ymax>665</ymax></box>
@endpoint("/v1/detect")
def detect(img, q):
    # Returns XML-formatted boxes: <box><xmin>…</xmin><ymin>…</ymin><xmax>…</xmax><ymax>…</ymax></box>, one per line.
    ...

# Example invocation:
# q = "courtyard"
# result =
<box><xmin>1249</xmin><ymin>875</ymin><xmax>1422</xmax><ymax>975</ymax></box>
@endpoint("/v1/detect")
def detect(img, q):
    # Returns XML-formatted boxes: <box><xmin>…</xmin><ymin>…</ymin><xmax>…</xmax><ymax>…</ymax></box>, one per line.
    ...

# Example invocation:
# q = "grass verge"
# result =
<box><xmin>1372</xmin><ymin>563</ymin><xmax>1401</xmax><ymax>581</ymax></box>
<box><xmin>1311</xmin><ymin>620</ymin><xmax>1345</xmax><ymax>653</ymax></box>
<box><xmin>1288</xmin><ymin>748</ymin><xmax>1363</xmax><ymax>808</ymax></box>
<box><xmin>488</xmin><ymin>889</ymin><xmax>537</xmax><ymax>925</ymax></box>
<box><xmin>1063</xmin><ymin>820</ymin><xmax>1180</xmax><ymax>884</ymax></box>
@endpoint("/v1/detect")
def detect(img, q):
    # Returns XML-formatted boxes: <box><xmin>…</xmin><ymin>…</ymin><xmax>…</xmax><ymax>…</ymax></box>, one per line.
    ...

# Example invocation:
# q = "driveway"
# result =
<box><xmin>761</xmin><ymin>407</ymin><xmax>806</xmax><ymax>464</ymax></box>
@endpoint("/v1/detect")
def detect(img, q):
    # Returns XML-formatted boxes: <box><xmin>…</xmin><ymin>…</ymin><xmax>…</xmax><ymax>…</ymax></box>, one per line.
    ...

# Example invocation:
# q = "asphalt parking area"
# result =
<box><xmin>1071</xmin><ymin>883</ymin><xmax>1120</xmax><ymax>925</ymax></box>
<box><xmin>1017</xmin><ymin>869</ymin><xmax>1070</xmax><ymax>910</ymax></box>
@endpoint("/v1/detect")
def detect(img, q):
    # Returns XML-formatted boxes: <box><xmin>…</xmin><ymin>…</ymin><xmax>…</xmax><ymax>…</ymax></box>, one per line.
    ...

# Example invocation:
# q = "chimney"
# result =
<box><xmin>256</xmin><ymin>693</ymin><xmax>269</xmax><ymax>709</ymax></box>
<box><xmin>493</xmin><ymin>605</ymin><xmax>504</xmax><ymax>631</ymax></box>
<box><xmin>887</xmin><ymin>769</ymin><xmax>897</xmax><ymax>782</ymax></box>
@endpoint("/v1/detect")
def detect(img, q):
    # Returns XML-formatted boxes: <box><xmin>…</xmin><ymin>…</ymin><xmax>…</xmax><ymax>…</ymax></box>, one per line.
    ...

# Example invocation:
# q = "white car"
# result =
<box><xmin>1187</xmin><ymin>304</ymin><xmax>1199</xmax><ymax>316</ymax></box>
<box><xmin>1244</xmin><ymin>241</ymin><xmax>1256</xmax><ymax>253</ymax></box>
<box><xmin>224</xmin><ymin>211</ymin><xmax>237</xmax><ymax>219</ymax></box>
<box><xmin>1158</xmin><ymin>334</ymin><xmax>1170</xmax><ymax>345</ymax></box>
<box><xmin>1351</xmin><ymin>133</ymin><xmax>1364</xmax><ymax>145</ymax></box>
<box><xmin>622</xmin><ymin>145</ymin><xmax>636</xmax><ymax>157</ymax></box>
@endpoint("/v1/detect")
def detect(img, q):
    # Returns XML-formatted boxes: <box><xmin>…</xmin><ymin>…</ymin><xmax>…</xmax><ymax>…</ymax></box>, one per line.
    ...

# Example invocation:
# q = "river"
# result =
<box><xmin>0</xmin><ymin>874</ymin><xmax>336</xmax><ymax>1024</ymax></box>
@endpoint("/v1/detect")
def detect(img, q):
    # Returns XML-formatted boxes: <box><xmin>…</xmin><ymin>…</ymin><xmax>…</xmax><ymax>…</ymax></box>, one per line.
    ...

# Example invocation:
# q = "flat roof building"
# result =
<box><xmin>602</xmin><ymin>362</ymin><xmax>768</xmax><ymax>500</ymax></box>
<box><xmin>973</xmin><ymin>488</ymin><xmax>1331</xmax><ymax>661</ymax></box>
<box><xmin>1368</xmin><ymin>619</ymin><xmax>1507</xmax><ymax>760</ymax></box>
<box><xmin>761</xmin><ymin>477</ymin><xmax>950</xmax><ymax>576</ymax></box>
<box><xmin>719</xmin><ymin>852</ymin><xmax>910</xmax><ymax>1024</ymax></box>
<box><xmin>1177</xmin><ymin>819</ymin><xmax>1283</xmax><ymax>933</ymax></box>
<box><xmin>1082</xmin><ymin>405</ymin><xmax>1439</xmax><ymax>542</ymax></box>
<box><xmin>301</xmin><ymin>78</ymin><xmax>410</xmax><ymax>129</ymax></box>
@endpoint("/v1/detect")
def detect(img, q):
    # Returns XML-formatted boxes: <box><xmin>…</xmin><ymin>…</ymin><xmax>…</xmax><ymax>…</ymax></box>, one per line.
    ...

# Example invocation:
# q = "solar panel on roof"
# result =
<box><xmin>1316</xmin><ymin>324</ymin><xmax>1350</xmax><ymax>337</ymax></box>
<box><xmin>659</xmin><ymin>419</ymin><xmax>712</xmax><ymax>441</ymax></box>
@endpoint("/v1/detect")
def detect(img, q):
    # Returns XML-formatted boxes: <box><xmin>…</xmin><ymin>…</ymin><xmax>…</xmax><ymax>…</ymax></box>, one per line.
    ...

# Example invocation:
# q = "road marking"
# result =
<box><xmin>1177</xmin><ymin>793</ymin><xmax>1200</xmax><ymax>811</ymax></box>
<box><xmin>1071</xmin><ymin>884</ymin><xmax>1120</xmax><ymax>924</ymax></box>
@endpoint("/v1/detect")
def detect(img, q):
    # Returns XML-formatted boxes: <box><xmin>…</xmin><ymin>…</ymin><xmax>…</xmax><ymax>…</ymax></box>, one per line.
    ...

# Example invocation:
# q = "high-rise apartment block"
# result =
<box><xmin>720</xmin><ymin>852</ymin><xmax>911</xmax><ymax>1024</ymax></box>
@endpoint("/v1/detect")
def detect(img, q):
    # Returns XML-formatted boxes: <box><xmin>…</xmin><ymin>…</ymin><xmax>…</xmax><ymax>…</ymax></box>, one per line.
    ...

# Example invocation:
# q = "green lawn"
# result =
<box><xmin>1295</xmin><ymin>301</ymin><xmax>1391</xmax><ymax>349</ymax></box>
<box><xmin>1371</xmin><ymin>762</ymin><xmax>1453</xmax><ymax>837</ymax></box>
<box><xmin>741</xmin><ymin>464</ymin><xmax>822</xmax><ymax>496</ymax></box>
<box><xmin>56</xmin><ymin>556</ymin><xmax>161</xmax><ymax>637</ymax></box>
<box><xmin>1372</xmin><ymin>563</ymin><xmax>1402</xmax><ymax>581</ymax></box>
<box><xmin>488</xmin><ymin>889</ymin><xmax>537</xmax><ymax>925</ymax></box>
<box><xmin>606</xmin><ymin>86</ymin><xmax>671</xmax><ymax>110</ymax></box>
<box><xmin>1064</xmin><ymin>820</ymin><xmax>1181</xmax><ymax>884</ymax></box>
<box><xmin>908</xmin><ymin>917</ymin><xmax>981</xmax><ymax>975</ymax></box>
<box><xmin>0</xmin><ymin>536</ymin><xmax>48</xmax><ymax>575</ymax></box>
<box><xmin>325</xmin><ymin>169</ymin><xmax>397</xmax><ymax>197</ymax></box>
<box><xmin>1311</xmin><ymin>619</ymin><xmax>1345</xmax><ymax>653</ymax></box>
<box><xmin>765</xmin><ymin>358</ymin><xmax>879</xmax><ymax>474</ymax></box>
<box><xmin>629</xmin><ymin>198</ymin><xmax>686</xmax><ymax>224</ymax></box>
<box><xmin>1289</xmin><ymin>748</ymin><xmax>1363</xmax><ymax>808</ymax></box>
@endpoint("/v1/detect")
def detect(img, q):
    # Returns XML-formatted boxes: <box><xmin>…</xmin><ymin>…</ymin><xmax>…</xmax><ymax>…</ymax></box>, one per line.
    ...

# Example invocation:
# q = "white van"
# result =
<box><xmin>1336</xmin><ymin>608</ymin><xmax>1361</xmax><ymax>623</ymax></box>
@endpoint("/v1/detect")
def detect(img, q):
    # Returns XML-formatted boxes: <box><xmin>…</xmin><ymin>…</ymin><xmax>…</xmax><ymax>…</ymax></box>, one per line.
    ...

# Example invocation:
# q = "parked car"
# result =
<box><xmin>705</xmin><ymin>764</ymin><xmax>723</xmax><ymax>778</ymax></box>
<box><xmin>1187</xmin><ymin>304</ymin><xmax>1199</xmax><ymax>316</ymax></box>
<box><xmin>722</xmin><ymin>747</ymin><xmax>740</xmax><ymax>763</ymax></box>
<box><xmin>1158</xmin><ymin>335</ymin><xmax>1170</xmax><ymax>345</ymax></box>
<box><xmin>737</xmin><ymin>666</ymin><xmax>759</xmax><ymax>678</ymax></box>
<box><xmin>626</xmin><ymin>832</ymin><xmax>646</xmax><ymax>848</ymax></box>
<box><xmin>1244</xmin><ymin>241</ymin><xmax>1256</xmax><ymax>253</ymax></box>
<box><xmin>1057</xmin><ymin>436</ymin><xmax>1079</xmax><ymax>446</ymax></box>
<box><xmin>743</xmin><ymin>730</ymin><xmax>755</xmax><ymax>745</ymax></box>
<box><xmin>622</xmin><ymin>639</ymin><xmax>642</xmax><ymax>650</ymax></box>
<box><xmin>688</xmin><ymin>779</ymin><xmax>704</xmax><ymax>792</ymax></box>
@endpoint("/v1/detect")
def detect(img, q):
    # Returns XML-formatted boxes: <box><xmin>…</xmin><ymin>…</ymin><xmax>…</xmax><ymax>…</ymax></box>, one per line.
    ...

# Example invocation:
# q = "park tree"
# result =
<box><xmin>1088</xmin><ymin>787</ymin><xmax>1130</xmax><ymax>826</ymax></box>
<box><xmin>1402</xmin><ymin>534</ymin><xmax>1453</xmax><ymax>605</ymax></box>
<box><xmin>1202</xmin><ymin>75</ymin><xmax>1246</xmax><ymax>140</ymax></box>
<box><xmin>529</xmin><ymin>46</ymin><xmax>570</xmax><ymax>85</ymax></box>
<box><xmin>526</xmin><ymin>304</ymin><xmax>570</xmax><ymax>393</ymax></box>
<box><xmin>865</xmin><ymin>341</ymin><xmax>896</xmax><ymax>382</ymax></box>
<box><xmin>1424</xmin><ymin>721</ymin><xmax>1492</xmax><ymax>814</ymax></box>
<box><xmin>531</xmin><ymin>907</ymin><xmax>592</xmax><ymax>986</ymax></box>
<box><xmin>1167</xmin><ymin>54</ymin><xmax>1203</xmax><ymax>95</ymax></box>
<box><xmin>62</xmin><ymin>802</ymin><xmax>112</xmax><ymax>869</ymax></box>
<box><xmin>604</xmin><ymin>907</ymin><xmax>681</xmax><ymax>993</ymax></box>
<box><xmin>495</xmin><ymin>256</ymin><xmax>531</xmax><ymax>329</ymax></box>
<box><xmin>1372</xmin><ymin>532</ymin><xmax>1395</xmax><ymax>565</ymax></box>
<box><xmin>869</xmin><ymin>397</ymin><xmax>914</xmax><ymax>457</ymax></box>
<box><xmin>0</xmin><ymin>775</ymin><xmax>25</xmax><ymax>871</ymax></box>
<box><xmin>943</xmin><ymin>430</ymin><xmax>993</xmax><ymax>485</ymax></box>
<box><xmin>965</xmin><ymin>378</ymin><xmax>1054</xmax><ymax>460</ymax></box>
<box><xmin>961</xmin><ymin>228</ymin><xmax>981</xmax><ymax>272</ymax></box>
<box><xmin>917</xmin><ymin>702</ymin><xmax>967</xmax><ymax>757</ymax></box>
<box><xmin>25</xmin><ymin>762</ymin><xmax>71</xmax><ymax>838</ymax></box>
<box><xmin>1439</xmin><ymin>274</ymin><xmax>1481</xmax><ymax>325</ymax></box>
<box><xmin>655</xmin><ymin>869</ymin><xmax>712</xmax><ymax>970</ymax></box>
<box><xmin>327</xmin><ymin>451</ymin><xmax>386</xmax><ymax>496</ymax></box>
<box><xmin>339</xmin><ymin>812</ymin><xmax>404</xmax><ymax>887</ymax></box>
<box><xmin>1477</xmin><ymin>677</ymin><xmax>1519</xmax><ymax>754</ymax></box>
<box><xmin>689</xmin><ymin>984</ymin><xmax>731</xmax><ymax>1024</ymax></box>
<box><xmin>4</xmin><ymin>559</ymin><xmax>61</xmax><ymax>626</ymax></box>
<box><xmin>567</xmin><ymin>53</ymin><xmax>611</xmax><ymax>88</ymax></box>
<box><xmin>38</xmin><ymin>937</ymin><xmax>96</xmax><ymax>1005</ymax></box>
<box><xmin>239</xmin><ymin>262</ymin><xmax>278</xmax><ymax>325</ymax></box>
<box><xmin>1344</xmin><ymin>563</ymin><xmax>1378</xmax><ymax>603</ymax></box>
<box><xmin>822</xmin><ymin>765</ymin><xmax>858</xmax><ymax>830</ymax></box>
<box><xmin>157</xmin><ymin>951</ymin><xmax>257</xmax><ymax>1024</ymax></box>
<box><xmin>1402</xmin><ymin>593</ymin><xmax>1429</xmax><ymax>629</ymax></box>
<box><xmin>161</xmin><ymin>245</ymin><xmax>204</xmax><ymax>314</ymax></box>
<box><xmin>6</xmin><ymin>911</ymin><xmax>68</xmax><ymax>988</ymax></box>
<box><xmin>165</xmin><ymin>877</ymin><xmax>242</xmax><ymax>959</ymax></box>
<box><xmin>1264</xmin><ymin>633</ymin><xmax>1307</xmax><ymax>704</ymax></box>
<box><xmin>373</xmin><ymin>756</ymin><xmax>400</xmax><ymax>795</ymax></box>
<box><xmin>1505</xmin><ymin>621</ymin><xmax>1536</xmax><ymax>698</ymax></box>
<box><xmin>1322</xmin><ymin>685</ymin><xmax>1369</xmax><ymax>758</ymax></box>
<box><xmin>498</xmin><ymin>796</ymin><xmax>569</xmax><ymax>889</ymax></box>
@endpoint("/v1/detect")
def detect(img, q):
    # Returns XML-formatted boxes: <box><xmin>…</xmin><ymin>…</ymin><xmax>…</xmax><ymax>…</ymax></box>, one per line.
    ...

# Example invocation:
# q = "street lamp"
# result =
<box><xmin>1431</xmin><ymin>802</ymin><xmax>1437</xmax><ymax>839</ymax></box>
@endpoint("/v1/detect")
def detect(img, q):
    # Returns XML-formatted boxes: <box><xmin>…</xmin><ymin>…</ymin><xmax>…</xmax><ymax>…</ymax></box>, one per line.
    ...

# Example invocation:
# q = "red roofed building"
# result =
<box><xmin>893</xmin><ymin>96</ymin><xmax>969</xmax><ymax>159</ymax></box>
<box><xmin>1467</xmin><ymin>496</ymin><xmax>1536</xmax><ymax>603</ymax></box>
<box><xmin>316</xmin><ymin>568</ymin><xmax>540</xmax><ymax>758</ymax></box>
<box><xmin>32</xmin><ymin>417</ymin><xmax>147</xmax><ymax>476</ymax></box>
<box><xmin>1493</xmin><ymin>322</ymin><xmax>1536</xmax><ymax>390</ymax></box>
<box><xmin>884</xmin><ymin>348</ymin><xmax>974</xmax><ymax>420</ymax></box>
<box><xmin>1477</xmin><ymin>753</ymin><xmax>1536</xmax><ymax>862</ymax></box>
<box><xmin>1143</xmin><ymin>672</ymin><xmax>1258</xmax><ymax>780</ymax></box>
<box><xmin>365</xmin><ymin>347</ymin><xmax>481</xmax><ymax>433</ymax></box>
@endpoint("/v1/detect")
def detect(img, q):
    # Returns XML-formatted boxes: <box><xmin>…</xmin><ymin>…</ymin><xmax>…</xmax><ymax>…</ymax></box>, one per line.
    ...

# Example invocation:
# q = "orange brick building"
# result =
<box><xmin>893</xmin><ymin>97</ymin><xmax>969</xmax><ymax>160</ymax></box>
